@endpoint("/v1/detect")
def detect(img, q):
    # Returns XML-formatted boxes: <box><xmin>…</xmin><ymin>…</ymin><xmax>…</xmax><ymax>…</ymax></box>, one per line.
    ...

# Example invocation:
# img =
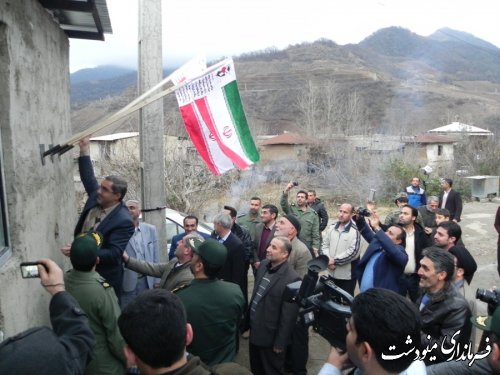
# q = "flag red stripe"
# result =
<box><xmin>179</xmin><ymin>103</ymin><xmax>222</xmax><ymax>175</ymax></box>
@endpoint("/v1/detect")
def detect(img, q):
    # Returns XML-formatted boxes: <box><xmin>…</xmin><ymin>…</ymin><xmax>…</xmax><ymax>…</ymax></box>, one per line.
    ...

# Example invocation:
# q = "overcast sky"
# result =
<box><xmin>69</xmin><ymin>0</ymin><xmax>500</xmax><ymax>73</ymax></box>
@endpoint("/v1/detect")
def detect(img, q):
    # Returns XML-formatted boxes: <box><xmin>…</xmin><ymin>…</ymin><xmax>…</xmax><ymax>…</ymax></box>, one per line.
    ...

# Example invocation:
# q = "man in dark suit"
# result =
<box><xmin>211</xmin><ymin>212</ymin><xmax>246</xmax><ymax>298</ymax></box>
<box><xmin>438</xmin><ymin>178</ymin><xmax>463</xmax><ymax>222</ymax></box>
<box><xmin>62</xmin><ymin>137</ymin><xmax>134</xmax><ymax>299</ymax></box>
<box><xmin>247</xmin><ymin>236</ymin><xmax>300</xmax><ymax>375</ymax></box>
<box><xmin>253</xmin><ymin>204</ymin><xmax>278</xmax><ymax>270</ymax></box>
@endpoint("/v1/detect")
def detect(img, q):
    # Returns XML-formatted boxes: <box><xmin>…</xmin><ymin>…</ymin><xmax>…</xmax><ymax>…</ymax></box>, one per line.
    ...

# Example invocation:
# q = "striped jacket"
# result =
<box><xmin>321</xmin><ymin>221</ymin><xmax>361</xmax><ymax>280</ymax></box>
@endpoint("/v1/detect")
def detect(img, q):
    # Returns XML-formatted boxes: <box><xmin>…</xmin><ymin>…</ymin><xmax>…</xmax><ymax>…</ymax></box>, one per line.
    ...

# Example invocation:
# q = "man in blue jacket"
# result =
<box><xmin>355</xmin><ymin>210</ymin><xmax>408</xmax><ymax>294</ymax></box>
<box><xmin>406</xmin><ymin>177</ymin><xmax>427</xmax><ymax>208</ymax></box>
<box><xmin>62</xmin><ymin>137</ymin><xmax>135</xmax><ymax>299</ymax></box>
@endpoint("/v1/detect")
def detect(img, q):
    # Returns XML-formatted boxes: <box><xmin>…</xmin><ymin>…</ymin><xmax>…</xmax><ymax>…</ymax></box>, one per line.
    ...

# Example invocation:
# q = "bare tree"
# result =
<box><xmin>296</xmin><ymin>80</ymin><xmax>319</xmax><ymax>134</ymax></box>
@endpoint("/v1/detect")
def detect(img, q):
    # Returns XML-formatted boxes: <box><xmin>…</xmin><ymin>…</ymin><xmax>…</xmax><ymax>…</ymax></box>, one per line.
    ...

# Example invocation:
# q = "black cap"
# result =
<box><xmin>449</xmin><ymin>246</ymin><xmax>477</xmax><ymax>284</ymax></box>
<box><xmin>284</xmin><ymin>214</ymin><xmax>301</xmax><ymax>235</ymax></box>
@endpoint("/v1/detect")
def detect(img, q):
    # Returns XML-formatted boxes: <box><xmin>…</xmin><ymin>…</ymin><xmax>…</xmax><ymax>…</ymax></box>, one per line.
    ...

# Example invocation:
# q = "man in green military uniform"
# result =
<box><xmin>280</xmin><ymin>182</ymin><xmax>320</xmax><ymax>255</ymax></box>
<box><xmin>175</xmin><ymin>238</ymin><xmax>245</xmax><ymax>366</ymax></box>
<box><xmin>384</xmin><ymin>192</ymin><xmax>409</xmax><ymax>226</ymax></box>
<box><xmin>236</xmin><ymin>196</ymin><xmax>262</xmax><ymax>242</ymax></box>
<box><xmin>64</xmin><ymin>232</ymin><xmax>126</xmax><ymax>375</ymax></box>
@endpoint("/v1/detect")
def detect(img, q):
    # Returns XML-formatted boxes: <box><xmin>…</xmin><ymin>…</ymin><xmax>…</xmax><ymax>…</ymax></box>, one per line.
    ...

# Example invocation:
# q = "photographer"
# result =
<box><xmin>0</xmin><ymin>259</ymin><xmax>95</xmax><ymax>374</ymax></box>
<box><xmin>354</xmin><ymin>208</ymin><xmax>408</xmax><ymax>294</ymax></box>
<box><xmin>318</xmin><ymin>288</ymin><xmax>425</xmax><ymax>375</ymax></box>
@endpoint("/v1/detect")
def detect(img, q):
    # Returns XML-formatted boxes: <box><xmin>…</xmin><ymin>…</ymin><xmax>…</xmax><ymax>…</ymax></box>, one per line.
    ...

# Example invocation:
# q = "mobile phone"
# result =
<box><xmin>20</xmin><ymin>262</ymin><xmax>41</xmax><ymax>278</ymax></box>
<box><xmin>368</xmin><ymin>189</ymin><xmax>376</xmax><ymax>202</ymax></box>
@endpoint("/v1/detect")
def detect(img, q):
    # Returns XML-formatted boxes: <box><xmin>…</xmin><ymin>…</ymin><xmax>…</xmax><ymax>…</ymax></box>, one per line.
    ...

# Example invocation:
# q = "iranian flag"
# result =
<box><xmin>175</xmin><ymin>58</ymin><xmax>260</xmax><ymax>175</ymax></box>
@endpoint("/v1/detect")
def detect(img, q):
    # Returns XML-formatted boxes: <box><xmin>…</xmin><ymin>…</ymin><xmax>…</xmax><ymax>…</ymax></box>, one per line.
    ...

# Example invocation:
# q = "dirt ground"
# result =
<box><xmin>234</xmin><ymin>200</ymin><xmax>500</xmax><ymax>374</ymax></box>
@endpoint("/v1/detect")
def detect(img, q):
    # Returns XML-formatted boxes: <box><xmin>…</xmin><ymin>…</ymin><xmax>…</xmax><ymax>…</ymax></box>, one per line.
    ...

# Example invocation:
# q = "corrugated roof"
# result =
<box><xmin>39</xmin><ymin>0</ymin><xmax>112</xmax><ymax>40</ymax></box>
<box><xmin>259</xmin><ymin>132</ymin><xmax>318</xmax><ymax>146</ymax></box>
<box><xmin>427</xmin><ymin>122</ymin><xmax>493</xmax><ymax>135</ymax></box>
<box><xmin>406</xmin><ymin>134</ymin><xmax>456</xmax><ymax>144</ymax></box>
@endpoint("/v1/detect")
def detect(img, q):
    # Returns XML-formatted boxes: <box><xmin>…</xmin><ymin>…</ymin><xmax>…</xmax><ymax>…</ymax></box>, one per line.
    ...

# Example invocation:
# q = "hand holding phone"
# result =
<box><xmin>20</xmin><ymin>259</ymin><xmax>65</xmax><ymax>295</ymax></box>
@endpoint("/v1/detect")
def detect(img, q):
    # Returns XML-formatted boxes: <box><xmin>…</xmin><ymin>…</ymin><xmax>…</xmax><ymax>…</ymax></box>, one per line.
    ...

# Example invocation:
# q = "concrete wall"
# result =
<box><xmin>0</xmin><ymin>0</ymin><xmax>77</xmax><ymax>337</ymax></box>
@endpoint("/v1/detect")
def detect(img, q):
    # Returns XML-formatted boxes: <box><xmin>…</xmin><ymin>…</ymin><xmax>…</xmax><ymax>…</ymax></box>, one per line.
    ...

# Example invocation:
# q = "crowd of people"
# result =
<box><xmin>1</xmin><ymin>139</ymin><xmax>499</xmax><ymax>375</ymax></box>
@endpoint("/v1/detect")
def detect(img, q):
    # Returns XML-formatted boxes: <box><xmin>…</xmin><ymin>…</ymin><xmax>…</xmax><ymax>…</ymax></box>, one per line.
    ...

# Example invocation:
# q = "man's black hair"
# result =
<box><xmin>118</xmin><ymin>289</ymin><xmax>187</xmax><ymax>369</ymax></box>
<box><xmin>402</xmin><ymin>204</ymin><xmax>418</xmax><ymax>219</ymax></box>
<box><xmin>105</xmin><ymin>175</ymin><xmax>128</xmax><ymax>201</ymax></box>
<box><xmin>435</xmin><ymin>208</ymin><xmax>450</xmax><ymax>218</ymax></box>
<box><xmin>72</xmin><ymin>259</ymin><xmax>96</xmax><ymax>272</ymax></box>
<box><xmin>183</xmin><ymin>215</ymin><xmax>199</xmax><ymax>225</ymax></box>
<box><xmin>437</xmin><ymin>221</ymin><xmax>462</xmax><ymax>244</ymax></box>
<box><xmin>262</xmin><ymin>204</ymin><xmax>278</xmax><ymax>217</ymax></box>
<box><xmin>223</xmin><ymin>205</ymin><xmax>237</xmax><ymax>218</ymax></box>
<box><xmin>296</xmin><ymin>190</ymin><xmax>308</xmax><ymax>197</ymax></box>
<box><xmin>352</xmin><ymin>288</ymin><xmax>421</xmax><ymax>373</ymax></box>
<box><xmin>250</xmin><ymin>196</ymin><xmax>261</xmax><ymax>202</ymax></box>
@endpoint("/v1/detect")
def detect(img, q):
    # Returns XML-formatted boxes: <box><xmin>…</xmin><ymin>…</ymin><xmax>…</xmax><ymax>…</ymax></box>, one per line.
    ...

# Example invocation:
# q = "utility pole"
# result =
<box><xmin>138</xmin><ymin>0</ymin><xmax>168</xmax><ymax>260</ymax></box>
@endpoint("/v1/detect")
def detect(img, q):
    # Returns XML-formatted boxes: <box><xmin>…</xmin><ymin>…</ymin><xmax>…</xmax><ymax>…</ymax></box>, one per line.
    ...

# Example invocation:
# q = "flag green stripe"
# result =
<box><xmin>223</xmin><ymin>81</ymin><xmax>260</xmax><ymax>162</ymax></box>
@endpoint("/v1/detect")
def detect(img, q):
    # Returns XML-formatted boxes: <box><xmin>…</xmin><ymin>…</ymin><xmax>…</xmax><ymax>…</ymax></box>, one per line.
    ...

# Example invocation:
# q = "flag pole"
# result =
<box><xmin>43</xmin><ymin>58</ymin><xmax>229</xmax><ymax>157</ymax></box>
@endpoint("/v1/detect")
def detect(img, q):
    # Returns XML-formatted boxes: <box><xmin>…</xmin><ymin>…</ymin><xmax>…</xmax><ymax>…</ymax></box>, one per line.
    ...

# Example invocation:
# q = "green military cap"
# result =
<box><xmin>188</xmin><ymin>238</ymin><xmax>227</xmax><ymax>267</ymax></box>
<box><xmin>472</xmin><ymin>306</ymin><xmax>500</xmax><ymax>336</ymax></box>
<box><xmin>70</xmin><ymin>231</ymin><xmax>102</xmax><ymax>269</ymax></box>
<box><xmin>394</xmin><ymin>192</ymin><xmax>408</xmax><ymax>204</ymax></box>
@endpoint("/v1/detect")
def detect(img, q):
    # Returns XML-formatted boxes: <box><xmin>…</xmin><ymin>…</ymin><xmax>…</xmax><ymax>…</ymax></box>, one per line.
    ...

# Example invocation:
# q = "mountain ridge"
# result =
<box><xmin>71</xmin><ymin>26</ymin><xmax>500</xmax><ymax>138</ymax></box>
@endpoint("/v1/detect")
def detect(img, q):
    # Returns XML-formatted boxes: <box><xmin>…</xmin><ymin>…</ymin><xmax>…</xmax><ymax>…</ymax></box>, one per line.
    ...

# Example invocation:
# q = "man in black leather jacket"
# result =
<box><xmin>417</xmin><ymin>247</ymin><xmax>471</xmax><ymax>364</ymax></box>
<box><xmin>0</xmin><ymin>259</ymin><xmax>95</xmax><ymax>374</ymax></box>
<box><xmin>307</xmin><ymin>190</ymin><xmax>329</xmax><ymax>233</ymax></box>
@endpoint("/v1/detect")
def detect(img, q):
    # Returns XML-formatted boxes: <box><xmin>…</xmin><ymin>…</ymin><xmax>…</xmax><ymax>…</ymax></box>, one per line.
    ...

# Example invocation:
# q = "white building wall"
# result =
<box><xmin>426</xmin><ymin>143</ymin><xmax>455</xmax><ymax>174</ymax></box>
<box><xmin>0</xmin><ymin>0</ymin><xmax>76</xmax><ymax>336</ymax></box>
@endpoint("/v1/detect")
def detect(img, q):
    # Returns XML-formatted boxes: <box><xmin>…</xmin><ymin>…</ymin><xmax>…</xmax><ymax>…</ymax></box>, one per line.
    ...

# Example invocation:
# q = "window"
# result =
<box><xmin>437</xmin><ymin>145</ymin><xmax>443</xmax><ymax>156</ymax></box>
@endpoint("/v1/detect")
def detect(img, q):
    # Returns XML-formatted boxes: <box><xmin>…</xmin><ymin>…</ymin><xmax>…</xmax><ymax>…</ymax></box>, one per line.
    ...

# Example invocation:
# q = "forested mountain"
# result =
<box><xmin>71</xmin><ymin>27</ymin><xmax>500</xmax><ymax>138</ymax></box>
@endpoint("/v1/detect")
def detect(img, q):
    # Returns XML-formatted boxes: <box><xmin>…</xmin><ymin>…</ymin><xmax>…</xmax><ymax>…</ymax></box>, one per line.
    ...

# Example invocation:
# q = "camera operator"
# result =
<box><xmin>354</xmin><ymin>208</ymin><xmax>408</xmax><ymax>294</ymax></box>
<box><xmin>318</xmin><ymin>288</ymin><xmax>425</xmax><ymax>375</ymax></box>
<box><xmin>0</xmin><ymin>259</ymin><xmax>95</xmax><ymax>374</ymax></box>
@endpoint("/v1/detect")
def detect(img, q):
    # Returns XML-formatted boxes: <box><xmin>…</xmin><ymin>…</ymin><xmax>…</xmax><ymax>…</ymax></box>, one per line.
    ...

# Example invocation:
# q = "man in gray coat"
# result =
<box><xmin>121</xmin><ymin>199</ymin><xmax>160</xmax><ymax>308</ymax></box>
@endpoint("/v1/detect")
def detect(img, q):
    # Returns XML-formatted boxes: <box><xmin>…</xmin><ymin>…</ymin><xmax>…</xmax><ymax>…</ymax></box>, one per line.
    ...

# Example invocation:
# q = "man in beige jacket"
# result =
<box><xmin>123</xmin><ymin>232</ymin><xmax>203</xmax><ymax>291</ymax></box>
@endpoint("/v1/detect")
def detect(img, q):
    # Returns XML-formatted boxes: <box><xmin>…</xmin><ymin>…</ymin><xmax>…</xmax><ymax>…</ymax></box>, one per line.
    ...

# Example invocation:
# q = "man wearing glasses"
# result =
<box><xmin>61</xmin><ymin>137</ymin><xmax>134</xmax><ymax>300</ymax></box>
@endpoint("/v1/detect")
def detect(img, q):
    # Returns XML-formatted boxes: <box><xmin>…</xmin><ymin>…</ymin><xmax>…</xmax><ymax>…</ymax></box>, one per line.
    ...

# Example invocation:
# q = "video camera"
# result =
<box><xmin>476</xmin><ymin>288</ymin><xmax>500</xmax><ymax>315</ymax></box>
<box><xmin>355</xmin><ymin>207</ymin><xmax>371</xmax><ymax>217</ymax></box>
<box><xmin>284</xmin><ymin>255</ymin><xmax>353</xmax><ymax>350</ymax></box>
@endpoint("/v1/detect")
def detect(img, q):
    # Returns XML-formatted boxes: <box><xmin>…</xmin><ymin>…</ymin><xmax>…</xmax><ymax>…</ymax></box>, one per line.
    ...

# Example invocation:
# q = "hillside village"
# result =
<box><xmin>71</xmin><ymin>28</ymin><xmax>500</xmax><ymax>211</ymax></box>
